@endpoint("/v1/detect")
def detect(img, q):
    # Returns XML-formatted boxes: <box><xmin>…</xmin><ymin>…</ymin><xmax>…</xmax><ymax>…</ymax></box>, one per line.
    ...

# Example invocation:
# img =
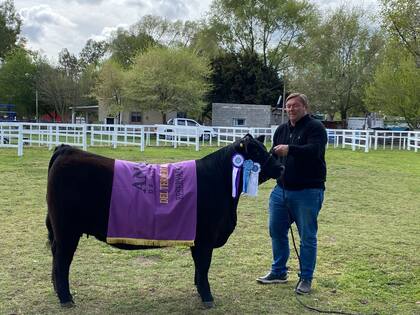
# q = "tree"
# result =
<box><xmin>0</xmin><ymin>47</ymin><xmax>36</xmax><ymax>117</ymax></box>
<box><xmin>0</xmin><ymin>0</ymin><xmax>21</xmax><ymax>61</ymax></box>
<box><xmin>36</xmin><ymin>62</ymin><xmax>75</xmax><ymax>121</ymax></box>
<box><xmin>365</xmin><ymin>43</ymin><xmax>420</xmax><ymax>129</ymax></box>
<box><xmin>108</xmin><ymin>28</ymin><xmax>155</xmax><ymax>68</ymax></box>
<box><xmin>124</xmin><ymin>47</ymin><xmax>212</xmax><ymax>123</ymax></box>
<box><xmin>93</xmin><ymin>60</ymin><xmax>126</xmax><ymax>116</ymax></box>
<box><xmin>132</xmin><ymin>15</ymin><xmax>201</xmax><ymax>48</ymax></box>
<box><xmin>207</xmin><ymin>0</ymin><xmax>317</xmax><ymax>71</ymax></box>
<box><xmin>289</xmin><ymin>6</ymin><xmax>384</xmax><ymax>122</ymax></box>
<box><xmin>380</xmin><ymin>0</ymin><xmax>420</xmax><ymax>68</ymax></box>
<box><xmin>79</xmin><ymin>39</ymin><xmax>108</xmax><ymax>68</ymax></box>
<box><xmin>209</xmin><ymin>51</ymin><xmax>282</xmax><ymax>104</ymax></box>
<box><xmin>189</xmin><ymin>23</ymin><xmax>224</xmax><ymax>59</ymax></box>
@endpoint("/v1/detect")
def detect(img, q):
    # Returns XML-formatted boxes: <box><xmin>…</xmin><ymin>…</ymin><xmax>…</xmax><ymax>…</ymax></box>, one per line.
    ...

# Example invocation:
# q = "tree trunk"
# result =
<box><xmin>341</xmin><ymin>110</ymin><xmax>347</xmax><ymax>128</ymax></box>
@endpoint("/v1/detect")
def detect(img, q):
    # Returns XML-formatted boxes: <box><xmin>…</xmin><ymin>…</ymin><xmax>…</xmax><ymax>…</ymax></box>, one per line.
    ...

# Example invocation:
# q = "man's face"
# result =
<box><xmin>285</xmin><ymin>97</ymin><xmax>307</xmax><ymax>125</ymax></box>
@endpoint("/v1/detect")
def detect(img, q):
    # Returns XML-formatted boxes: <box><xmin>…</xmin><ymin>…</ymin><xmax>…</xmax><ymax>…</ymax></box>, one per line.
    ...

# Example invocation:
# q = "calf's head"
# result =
<box><xmin>235</xmin><ymin>134</ymin><xmax>284</xmax><ymax>181</ymax></box>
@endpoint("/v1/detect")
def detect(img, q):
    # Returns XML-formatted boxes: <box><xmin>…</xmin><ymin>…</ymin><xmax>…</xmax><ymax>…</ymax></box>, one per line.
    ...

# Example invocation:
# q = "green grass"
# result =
<box><xmin>0</xmin><ymin>146</ymin><xmax>419</xmax><ymax>315</ymax></box>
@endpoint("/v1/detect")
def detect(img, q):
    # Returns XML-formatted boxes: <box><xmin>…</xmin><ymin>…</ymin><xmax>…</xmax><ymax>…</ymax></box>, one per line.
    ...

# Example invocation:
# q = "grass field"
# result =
<box><xmin>0</xmin><ymin>145</ymin><xmax>419</xmax><ymax>315</ymax></box>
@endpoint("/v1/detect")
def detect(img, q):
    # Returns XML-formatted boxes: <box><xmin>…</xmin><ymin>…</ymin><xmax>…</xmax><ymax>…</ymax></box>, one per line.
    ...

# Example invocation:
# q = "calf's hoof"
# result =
<box><xmin>60</xmin><ymin>301</ymin><xmax>75</xmax><ymax>308</ymax></box>
<box><xmin>202</xmin><ymin>300</ymin><xmax>214</xmax><ymax>309</ymax></box>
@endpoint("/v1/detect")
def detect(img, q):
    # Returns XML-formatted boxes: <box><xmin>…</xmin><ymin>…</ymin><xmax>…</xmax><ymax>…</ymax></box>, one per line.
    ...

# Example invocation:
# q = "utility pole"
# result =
<box><xmin>281</xmin><ymin>75</ymin><xmax>286</xmax><ymax>124</ymax></box>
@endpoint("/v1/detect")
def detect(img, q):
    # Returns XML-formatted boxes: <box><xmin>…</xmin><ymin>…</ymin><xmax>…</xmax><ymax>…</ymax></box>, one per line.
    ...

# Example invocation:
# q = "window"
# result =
<box><xmin>233</xmin><ymin>118</ymin><xmax>246</xmax><ymax>126</ymax></box>
<box><xmin>106</xmin><ymin>117</ymin><xmax>115</xmax><ymax>124</ymax></box>
<box><xmin>187</xmin><ymin>120</ymin><xmax>197</xmax><ymax>127</ymax></box>
<box><xmin>131</xmin><ymin>112</ymin><xmax>142</xmax><ymax>123</ymax></box>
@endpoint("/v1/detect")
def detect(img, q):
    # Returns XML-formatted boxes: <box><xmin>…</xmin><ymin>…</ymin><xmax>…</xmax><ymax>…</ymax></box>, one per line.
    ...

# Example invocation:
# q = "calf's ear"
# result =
<box><xmin>256</xmin><ymin>135</ymin><xmax>265</xmax><ymax>143</ymax></box>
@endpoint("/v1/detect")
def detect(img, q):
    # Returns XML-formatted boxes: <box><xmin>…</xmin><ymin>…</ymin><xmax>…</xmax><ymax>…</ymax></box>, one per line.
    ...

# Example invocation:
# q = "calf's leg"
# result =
<box><xmin>52</xmin><ymin>233</ymin><xmax>80</xmax><ymax>307</ymax></box>
<box><xmin>191</xmin><ymin>246</ymin><xmax>214</xmax><ymax>308</ymax></box>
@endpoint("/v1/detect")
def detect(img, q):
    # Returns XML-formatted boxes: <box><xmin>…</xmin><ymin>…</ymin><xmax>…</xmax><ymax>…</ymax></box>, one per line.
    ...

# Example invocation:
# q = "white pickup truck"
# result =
<box><xmin>156</xmin><ymin>118</ymin><xmax>216</xmax><ymax>140</ymax></box>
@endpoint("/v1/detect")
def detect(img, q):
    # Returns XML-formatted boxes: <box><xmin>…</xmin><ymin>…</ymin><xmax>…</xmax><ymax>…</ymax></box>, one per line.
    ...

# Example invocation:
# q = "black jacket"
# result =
<box><xmin>272</xmin><ymin>114</ymin><xmax>327</xmax><ymax>190</ymax></box>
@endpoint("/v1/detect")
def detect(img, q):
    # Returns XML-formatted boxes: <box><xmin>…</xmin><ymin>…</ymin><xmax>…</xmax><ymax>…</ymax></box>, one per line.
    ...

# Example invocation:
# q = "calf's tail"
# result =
<box><xmin>46</xmin><ymin>214</ymin><xmax>54</xmax><ymax>249</ymax></box>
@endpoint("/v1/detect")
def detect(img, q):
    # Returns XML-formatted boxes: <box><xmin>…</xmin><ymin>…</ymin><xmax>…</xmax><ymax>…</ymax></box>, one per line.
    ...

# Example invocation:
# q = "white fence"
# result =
<box><xmin>1</xmin><ymin>122</ymin><xmax>419</xmax><ymax>156</ymax></box>
<box><xmin>407</xmin><ymin>131</ymin><xmax>420</xmax><ymax>152</ymax></box>
<box><xmin>155</xmin><ymin>125</ymin><xmax>200</xmax><ymax>151</ymax></box>
<box><xmin>89</xmin><ymin>124</ymin><xmax>148</xmax><ymax>151</ymax></box>
<box><xmin>214</xmin><ymin>126</ymin><xmax>273</xmax><ymax>146</ymax></box>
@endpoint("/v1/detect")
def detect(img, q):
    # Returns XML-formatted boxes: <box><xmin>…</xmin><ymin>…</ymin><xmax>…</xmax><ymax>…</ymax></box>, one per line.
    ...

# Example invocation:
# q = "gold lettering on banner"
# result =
<box><xmin>160</xmin><ymin>165</ymin><xmax>169</xmax><ymax>203</ymax></box>
<box><xmin>160</xmin><ymin>192</ymin><xmax>169</xmax><ymax>204</ymax></box>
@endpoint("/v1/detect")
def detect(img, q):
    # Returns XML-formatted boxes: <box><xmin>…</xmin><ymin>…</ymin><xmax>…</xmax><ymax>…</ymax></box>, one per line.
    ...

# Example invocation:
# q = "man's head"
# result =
<box><xmin>285</xmin><ymin>93</ymin><xmax>308</xmax><ymax>126</ymax></box>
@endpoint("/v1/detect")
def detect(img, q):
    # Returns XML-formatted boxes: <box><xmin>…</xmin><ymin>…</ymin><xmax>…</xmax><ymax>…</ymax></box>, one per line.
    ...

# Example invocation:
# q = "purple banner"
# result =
<box><xmin>107</xmin><ymin>159</ymin><xmax>197</xmax><ymax>246</ymax></box>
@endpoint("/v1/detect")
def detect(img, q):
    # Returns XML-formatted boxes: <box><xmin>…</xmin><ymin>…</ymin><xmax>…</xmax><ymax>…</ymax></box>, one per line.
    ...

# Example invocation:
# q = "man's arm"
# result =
<box><xmin>274</xmin><ymin>123</ymin><xmax>326</xmax><ymax>158</ymax></box>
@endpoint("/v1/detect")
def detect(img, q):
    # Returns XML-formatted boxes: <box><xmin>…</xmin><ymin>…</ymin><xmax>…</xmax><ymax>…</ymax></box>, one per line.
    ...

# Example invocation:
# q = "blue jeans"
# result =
<box><xmin>269</xmin><ymin>185</ymin><xmax>324</xmax><ymax>281</ymax></box>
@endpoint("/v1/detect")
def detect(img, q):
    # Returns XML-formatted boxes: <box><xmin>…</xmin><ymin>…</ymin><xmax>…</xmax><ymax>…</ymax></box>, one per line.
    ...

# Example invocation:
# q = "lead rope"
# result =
<box><xmin>283</xmin><ymin>187</ymin><xmax>360</xmax><ymax>315</ymax></box>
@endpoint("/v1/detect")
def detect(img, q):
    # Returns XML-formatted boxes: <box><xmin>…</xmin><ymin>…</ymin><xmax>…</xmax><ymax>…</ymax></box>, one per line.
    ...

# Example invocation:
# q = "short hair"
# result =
<box><xmin>286</xmin><ymin>93</ymin><xmax>309</xmax><ymax>107</ymax></box>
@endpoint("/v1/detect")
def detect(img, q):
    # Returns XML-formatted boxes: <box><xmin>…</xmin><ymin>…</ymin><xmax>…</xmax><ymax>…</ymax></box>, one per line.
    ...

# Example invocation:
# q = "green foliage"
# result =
<box><xmin>290</xmin><ymin>6</ymin><xmax>384</xmax><ymax>121</ymax></box>
<box><xmin>189</xmin><ymin>23</ymin><xmax>223</xmax><ymax>59</ymax></box>
<box><xmin>124</xmin><ymin>47</ymin><xmax>212</xmax><ymax>123</ymax></box>
<box><xmin>79</xmin><ymin>39</ymin><xmax>108</xmax><ymax>68</ymax></box>
<box><xmin>109</xmin><ymin>27</ymin><xmax>156</xmax><ymax>69</ymax></box>
<box><xmin>0</xmin><ymin>47</ymin><xmax>36</xmax><ymax>117</ymax></box>
<box><xmin>365</xmin><ymin>43</ymin><xmax>420</xmax><ymax>129</ymax></box>
<box><xmin>209</xmin><ymin>51</ymin><xmax>282</xmax><ymax>106</ymax></box>
<box><xmin>36</xmin><ymin>62</ymin><xmax>76</xmax><ymax>120</ymax></box>
<box><xmin>380</xmin><ymin>0</ymin><xmax>420</xmax><ymax>68</ymax></box>
<box><xmin>0</xmin><ymin>0</ymin><xmax>21</xmax><ymax>60</ymax></box>
<box><xmin>93</xmin><ymin>60</ymin><xmax>126</xmax><ymax>116</ymax></box>
<box><xmin>132</xmin><ymin>15</ymin><xmax>201</xmax><ymax>49</ymax></box>
<box><xmin>33</xmin><ymin>48</ymin><xmax>100</xmax><ymax>121</ymax></box>
<box><xmin>208</xmin><ymin>0</ymin><xmax>317</xmax><ymax>70</ymax></box>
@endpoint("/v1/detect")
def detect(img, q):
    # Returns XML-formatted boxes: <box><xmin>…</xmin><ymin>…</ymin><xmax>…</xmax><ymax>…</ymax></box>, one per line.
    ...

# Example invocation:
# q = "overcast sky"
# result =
<box><xmin>14</xmin><ymin>0</ymin><xmax>379</xmax><ymax>62</ymax></box>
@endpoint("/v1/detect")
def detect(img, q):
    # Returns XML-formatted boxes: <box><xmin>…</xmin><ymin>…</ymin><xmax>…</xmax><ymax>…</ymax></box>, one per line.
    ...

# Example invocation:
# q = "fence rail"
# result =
<box><xmin>1</xmin><ymin>122</ymin><xmax>419</xmax><ymax>156</ymax></box>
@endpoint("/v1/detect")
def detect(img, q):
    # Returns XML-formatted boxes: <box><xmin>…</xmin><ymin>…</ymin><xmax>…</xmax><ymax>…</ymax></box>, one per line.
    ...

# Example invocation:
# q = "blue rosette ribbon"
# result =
<box><xmin>232</xmin><ymin>154</ymin><xmax>244</xmax><ymax>198</ymax></box>
<box><xmin>242</xmin><ymin>159</ymin><xmax>254</xmax><ymax>193</ymax></box>
<box><xmin>246</xmin><ymin>162</ymin><xmax>261</xmax><ymax>197</ymax></box>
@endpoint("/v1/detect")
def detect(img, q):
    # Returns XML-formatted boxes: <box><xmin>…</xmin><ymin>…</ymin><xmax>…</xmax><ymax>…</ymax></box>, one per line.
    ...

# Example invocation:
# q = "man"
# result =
<box><xmin>256</xmin><ymin>93</ymin><xmax>327</xmax><ymax>294</ymax></box>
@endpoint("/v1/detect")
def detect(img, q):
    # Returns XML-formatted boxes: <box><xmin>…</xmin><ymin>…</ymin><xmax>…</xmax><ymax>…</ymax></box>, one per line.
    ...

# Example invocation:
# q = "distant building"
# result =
<box><xmin>212</xmin><ymin>103</ymin><xmax>272</xmax><ymax>127</ymax></box>
<box><xmin>98</xmin><ymin>102</ymin><xmax>177</xmax><ymax>125</ymax></box>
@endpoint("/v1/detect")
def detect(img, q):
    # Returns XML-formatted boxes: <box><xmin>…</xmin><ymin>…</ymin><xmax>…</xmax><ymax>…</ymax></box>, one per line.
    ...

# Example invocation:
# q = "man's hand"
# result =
<box><xmin>273</xmin><ymin>144</ymin><xmax>289</xmax><ymax>157</ymax></box>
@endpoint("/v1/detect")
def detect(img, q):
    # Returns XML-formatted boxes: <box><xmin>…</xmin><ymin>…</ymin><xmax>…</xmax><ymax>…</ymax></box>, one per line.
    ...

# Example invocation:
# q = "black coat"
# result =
<box><xmin>272</xmin><ymin>114</ymin><xmax>327</xmax><ymax>190</ymax></box>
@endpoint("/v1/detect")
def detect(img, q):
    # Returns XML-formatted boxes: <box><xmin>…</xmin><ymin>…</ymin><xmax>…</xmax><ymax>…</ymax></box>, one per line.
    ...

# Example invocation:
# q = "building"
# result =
<box><xmin>98</xmin><ymin>103</ymin><xmax>177</xmax><ymax>125</ymax></box>
<box><xmin>212</xmin><ymin>103</ymin><xmax>273</xmax><ymax>127</ymax></box>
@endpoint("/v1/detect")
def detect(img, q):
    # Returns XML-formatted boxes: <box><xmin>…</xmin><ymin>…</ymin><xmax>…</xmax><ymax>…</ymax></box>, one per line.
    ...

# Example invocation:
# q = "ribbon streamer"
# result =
<box><xmin>246</xmin><ymin>162</ymin><xmax>260</xmax><ymax>197</ymax></box>
<box><xmin>232</xmin><ymin>154</ymin><xmax>244</xmax><ymax>198</ymax></box>
<box><xmin>242</xmin><ymin>159</ymin><xmax>254</xmax><ymax>193</ymax></box>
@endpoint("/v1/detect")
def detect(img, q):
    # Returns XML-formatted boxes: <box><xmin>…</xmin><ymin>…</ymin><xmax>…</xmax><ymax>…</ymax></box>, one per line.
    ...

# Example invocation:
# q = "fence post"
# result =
<box><xmin>364</xmin><ymin>132</ymin><xmax>369</xmax><ymax>153</ymax></box>
<box><xmin>82</xmin><ymin>124</ymin><xmax>87</xmax><ymax>151</ymax></box>
<box><xmin>55</xmin><ymin>125</ymin><xmax>59</xmax><ymax>146</ymax></box>
<box><xmin>18</xmin><ymin>124</ymin><xmax>23</xmax><ymax>157</ymax></box>
<box><xmin>48</xmin><ymin>125</ymin><xmax>53</xmax><ymax>150</ymax></box>
<box><xmin>156</xmin><ymin>127</ymin><xmax>160</xmax><ymax>146</ymax></box>
<box><xmin>113</xmin><ymin>125</ymin><xmax>117</xmax><ymax>149</ymax></box>
<box><xmin>195</xmin><ymin>128</ymin><xmax>199</xmax><ymax>151</ymax></box>
<box><xmin>140</xmin><ymin>127</ymin><xmax>145</xmax><ymax>152</ymax></box>
<box><xmin>146</xmin><ymin>127</ymin><xmax>150</xmax><ymax>146</ymax></box>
